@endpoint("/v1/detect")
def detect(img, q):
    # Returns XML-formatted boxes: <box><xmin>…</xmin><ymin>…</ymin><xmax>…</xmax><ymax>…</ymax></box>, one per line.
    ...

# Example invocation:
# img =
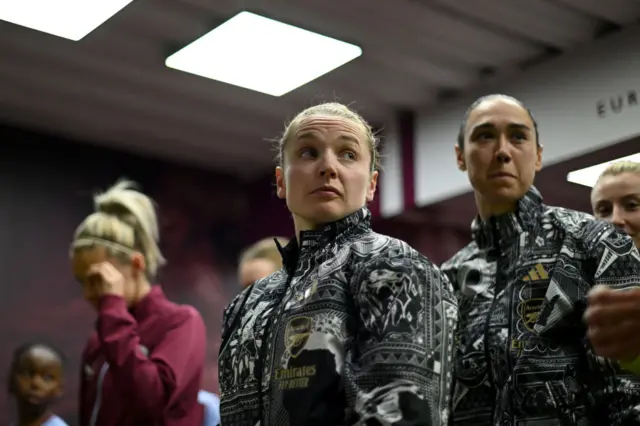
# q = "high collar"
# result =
<box><xmin>471</xmin><ymin>186</ymin><xmax>544</xmax><ymax>249</ymax></box>
<box><xmin>276</xmin><ymin>207</ymin><xmax>371</xmax><ymax>275</ymax></box>
<box><xmin>129</xmin><ymin>285</ymin><xmax>165</xmax><ymax>319</ymax></box>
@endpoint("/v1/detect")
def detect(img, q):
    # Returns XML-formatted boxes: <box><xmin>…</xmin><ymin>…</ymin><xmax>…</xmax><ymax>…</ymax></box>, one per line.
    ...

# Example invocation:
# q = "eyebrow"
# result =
<box><xmin>471</xmin><ymin>122</ymin><xmax>532</xmax><ymax>133</ymax></box>
<box><xmin>599</xmin><ymin>194</ymin><xmax>640</xmax><ymax>203</ymax></box>
<box><xmin>594</xmin><ymin>193</ymin><xmax>640</xmax><ymax>206</ymax></box>
<box><xmin>295</xmin><ymin>131</ymin><xmax>361</xmax><ymax>145</ymax></box>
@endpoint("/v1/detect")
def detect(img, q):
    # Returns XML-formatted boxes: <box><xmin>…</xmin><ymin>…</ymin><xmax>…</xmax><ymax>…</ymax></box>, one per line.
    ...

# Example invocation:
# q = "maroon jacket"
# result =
<box><xmin>79</xmin><ymin>286</ymin><xmax>206</xmax><ymax>426</ymax></box>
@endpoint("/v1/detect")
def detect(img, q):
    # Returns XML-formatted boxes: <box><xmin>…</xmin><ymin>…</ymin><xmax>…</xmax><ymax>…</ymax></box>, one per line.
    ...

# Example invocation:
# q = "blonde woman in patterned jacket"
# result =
<box><xmin>589</xmin><ymin>161</ymin><xmax>640</xmax><ymax>374</ymax></box>
<box><xmin>442</xmin><ymin>94</ymin><xmax>640</xmax><ymax>425</ymax></box>
<box><xmin>218</xmin><ymin>102</ymin><xmax>458</xmax><ymax>426</ymax></box>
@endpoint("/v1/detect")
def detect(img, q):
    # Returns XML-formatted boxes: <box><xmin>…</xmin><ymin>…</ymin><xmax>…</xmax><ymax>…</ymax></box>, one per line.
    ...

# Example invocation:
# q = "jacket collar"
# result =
<box><xmin>471</xmin><ymin>186</ymin><xmax>544</xmax><ymax>249</ymax></box>
<box><xmin>130</xmin><ymin>285</ymin><xmax>165</xmax><ymax>319</ymax></box>
<box><xmin>277</xmin><ymin>207</ymin><xmax>371</xmax><ymax>275</ymax></box>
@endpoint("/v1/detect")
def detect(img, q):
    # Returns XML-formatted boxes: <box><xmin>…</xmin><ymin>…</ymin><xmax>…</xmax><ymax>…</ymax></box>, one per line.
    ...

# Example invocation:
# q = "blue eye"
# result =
<box><xmin>300</xmin><ymin>147</ymin><xmax>316</xmax><ymax>158</ymax></box>
<box><xmin>341</xmin><ymin>151</ymin><xmax>356</xmax><ymax>160</ymax></box>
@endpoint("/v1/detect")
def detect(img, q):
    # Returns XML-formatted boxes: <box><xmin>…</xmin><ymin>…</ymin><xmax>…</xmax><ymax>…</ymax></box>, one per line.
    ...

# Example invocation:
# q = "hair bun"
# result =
<box><xmin>93</xmin><ymin>180</ymin><xmax>145</xmax><ymax>231</ymax></box>
<box><xmin>95</xmin><ymin>201</ymin><xmax>133</xmax><ymax>216</ymax></box>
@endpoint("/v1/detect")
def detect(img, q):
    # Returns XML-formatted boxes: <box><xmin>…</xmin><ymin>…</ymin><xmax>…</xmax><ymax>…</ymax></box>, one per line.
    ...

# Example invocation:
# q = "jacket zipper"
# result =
<box><xmin>89</xmin><ymin>363</ymin><xmax>110</xmax><ymax>426</ymax></box>
<box><xmin>256</xmin><ymin>237</ymin><xmax>337</xmax><ymax>425</ymax></box>
<box><xmin>484</xmin><ymin>241</ymin><xmax>502</xmax><ymax>423</ymax></box>
<box><xmin>483</xmin><ymin>293</ymin><xmax>499</xmax><ymax>422</ymax></box>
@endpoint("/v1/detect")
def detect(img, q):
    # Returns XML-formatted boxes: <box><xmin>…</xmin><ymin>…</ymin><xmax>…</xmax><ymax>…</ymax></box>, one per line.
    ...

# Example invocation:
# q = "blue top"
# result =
<box><xmin>44</xmin><ymin>415</ymin><xmax>68</xmax><ymax>426</ymax></box>
<box><xmin>10</xmin><ymin>414</ymin><xmax>68</xmax><ymax>426</ymax></box>
<box><xmin>198</xmin><ymin>390</ymin><xmax>220</xmax><ymax>426</ymax></box>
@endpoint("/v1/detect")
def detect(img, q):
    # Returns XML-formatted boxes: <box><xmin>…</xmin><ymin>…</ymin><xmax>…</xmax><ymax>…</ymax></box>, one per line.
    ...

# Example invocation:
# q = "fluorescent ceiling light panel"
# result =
<box><xmin>566</xmin><ymin>153</ymin><xmax>640</xmax><ymax>188</ymax></box>
<box><xmin>0</xmin><ymin>0</ymin><xmax>134</xmax><ymax>41</ymax></box>
<box><xmin>165</xmin><ymin>11</ymin><xmax>363</xmax><ymax>97</ymax></box>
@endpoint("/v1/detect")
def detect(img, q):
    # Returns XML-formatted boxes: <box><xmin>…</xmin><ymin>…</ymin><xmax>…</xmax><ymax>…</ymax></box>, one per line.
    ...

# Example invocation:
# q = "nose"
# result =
<box><xmin>495</xmin><ymin>134</ymin><xmax>512</xmax><ymax>164</ymax></box>
<box><xmin>30</xmin><ymin>374</ymin><xmax>46</xmax><ymax>389</ymax></box>
<box><xmin>610</xmin><ymin>206</ymin><xmax>627</xmax><ymax>228</ymax></box>
<box><xmin>318</xmin><ymin>152</ymin><xmax>338</xmax><ymax>179</ymax></box>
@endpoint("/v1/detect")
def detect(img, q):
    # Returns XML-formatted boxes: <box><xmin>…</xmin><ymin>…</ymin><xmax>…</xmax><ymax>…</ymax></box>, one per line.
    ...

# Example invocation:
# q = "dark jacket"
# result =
<box><xmin>442</xmin><ymin>187</ymin><xmax>640</xmax><ymax>425</ymax></box>
<box><xmin>79</xmin><ymin>286</ymin><xmax>206</xmax><ymax>426</ymax></box>
<box><xmin>218</xmin><ymin>208</ymin><xmax>458</xmax><ymax>426</ymax></box>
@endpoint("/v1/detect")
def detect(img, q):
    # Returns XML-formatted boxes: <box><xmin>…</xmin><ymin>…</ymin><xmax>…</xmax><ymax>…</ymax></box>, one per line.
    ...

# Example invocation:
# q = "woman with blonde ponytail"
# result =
<box><xmin>71</xmin><ymin>179</ymin><xmax>206</xmax><ymax>426</ymax></box>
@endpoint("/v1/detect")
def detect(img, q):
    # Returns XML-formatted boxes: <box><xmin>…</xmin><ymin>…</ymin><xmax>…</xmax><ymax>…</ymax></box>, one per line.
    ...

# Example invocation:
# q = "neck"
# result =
<box><xmin>475</xmin><ymin>193</ymin><xmax>518</xmax><ymax>221</ymax></box>
<box><xmin>16</xmin><ymin>402</ymin><xmax>51</xmax><ymax>426</ymax></box>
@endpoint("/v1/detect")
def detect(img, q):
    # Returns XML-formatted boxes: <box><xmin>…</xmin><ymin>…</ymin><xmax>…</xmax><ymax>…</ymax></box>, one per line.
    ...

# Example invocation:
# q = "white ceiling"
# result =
<box><xmin>0</xmin><ymin>0</ymin><xmax>638</xmax><ymax>178</ymax></box>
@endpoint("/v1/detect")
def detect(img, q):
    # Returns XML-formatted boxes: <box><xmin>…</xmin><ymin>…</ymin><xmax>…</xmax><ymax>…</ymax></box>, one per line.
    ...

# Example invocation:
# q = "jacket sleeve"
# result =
<box><xmin>97</xmin><ymin>295</ymin><xmax>206</xmax><ymax>416</ymax></box>
<box><xmin>583</xmin><ymin>226</ymin><xmax>640</xmax><ymax>424</ymax></box>
<box><xmin>347</xmin><ymin>242</ymin><xmax>458</xmax><ymax>426</ymax></box>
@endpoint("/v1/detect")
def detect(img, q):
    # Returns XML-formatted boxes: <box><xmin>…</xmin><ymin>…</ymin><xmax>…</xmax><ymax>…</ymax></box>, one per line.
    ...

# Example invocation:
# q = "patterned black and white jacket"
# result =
<box><xmin>218</xmin><ymin>208</ymin><xmax>458</xmax><ymax>426</ymax></box>
<box><xmin>442</xmin><ymin>187</ymin><xmax>640</xmax><ymax>426</ymax></box>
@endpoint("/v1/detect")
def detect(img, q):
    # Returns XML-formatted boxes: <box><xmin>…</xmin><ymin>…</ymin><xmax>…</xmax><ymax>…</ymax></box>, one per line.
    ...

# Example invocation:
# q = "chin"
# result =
<box><xmin>308</xmin><ymin>204</ymin><xmax>347</xmax><ymax>225</ymax></box>
<box><xmin>487</xmin><ymin>185</ymin><xmax>525</xmax><ymax>200</ymax></box>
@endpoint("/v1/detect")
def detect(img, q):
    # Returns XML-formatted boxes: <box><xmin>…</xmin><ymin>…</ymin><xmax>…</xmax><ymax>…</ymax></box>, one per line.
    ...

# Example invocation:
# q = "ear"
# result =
<box><xmin>535</xmin><ymin>143</ymin><xmax>544</xmax><ymax>172</ymax></box>
<box><xmin>366</xmin><ymin>171</ymin><xmax>379</xmax><ymax>203</ymax></box>
<box><xmin>454</xmin><ymin>144</ymin><xmax>466</xmax><ymax>171</ymax></box>
<box><xmin>275</xmin><ymin>167</ymin><xmax>286</xmax><ymax>200</ymax></box>
<box><xmin>130</xmin><ymin>252</ymin><xmax>147</xmax><ymax>275</ymax></box>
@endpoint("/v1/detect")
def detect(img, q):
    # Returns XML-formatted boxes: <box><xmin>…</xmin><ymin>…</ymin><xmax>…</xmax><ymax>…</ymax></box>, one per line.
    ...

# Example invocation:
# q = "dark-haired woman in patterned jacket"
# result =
<box><xmin>443</xmin><ymin>93</ymin><xmax>640</xmax><ymax>425</ymax></box>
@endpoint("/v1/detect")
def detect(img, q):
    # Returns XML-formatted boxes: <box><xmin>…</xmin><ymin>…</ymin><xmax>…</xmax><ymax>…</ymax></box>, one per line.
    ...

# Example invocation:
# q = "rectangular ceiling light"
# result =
<box><xmin>566</xmin><ymin>153</ymin><xmax>640</xmax><ymax>188</ymax></box>
<box><xmin>165</xmin><ymin>11</ymin><xmax>363</xmax><ymax>97</ymax></box>
<box><xmin>0</xmin><ymin>0</ymin><xmax>134</xmax><ymax>41</ymax></box>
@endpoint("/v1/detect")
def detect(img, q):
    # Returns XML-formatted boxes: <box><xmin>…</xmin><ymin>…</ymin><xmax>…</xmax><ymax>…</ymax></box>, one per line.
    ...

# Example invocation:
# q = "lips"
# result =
<box><xmin>489</xmin><ymin>172</ymin><xmax>515</xmax><ymax>179</ymax></box>
<box><xmin>311</xmin><ymin>186</ymin><xmax>340</xmax><ymax>196</ymax></box>
<box><xmin>24</xmin><ymin>393</ymin><xmax>46</xmax><ymax>404</ymax></box>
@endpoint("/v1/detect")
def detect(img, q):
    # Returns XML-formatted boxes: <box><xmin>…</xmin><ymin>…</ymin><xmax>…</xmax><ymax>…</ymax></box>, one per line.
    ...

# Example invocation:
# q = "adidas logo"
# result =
<box><xmin>522</xmin><ymin>263</ymin><xmax>549</xmax><ymax>282</ymax></box>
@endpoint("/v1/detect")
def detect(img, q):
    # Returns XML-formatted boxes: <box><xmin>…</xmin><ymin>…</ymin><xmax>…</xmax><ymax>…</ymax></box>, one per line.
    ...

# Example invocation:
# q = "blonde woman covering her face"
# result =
<box><xmin>71</xmin><ymin>179</ymin><xmax>206</xmax><ymax>426</ymax></box>
<box><xmin>218</xmin><ymin>103</ymin><xmax>458</xmax><ymax>426</ymax></box>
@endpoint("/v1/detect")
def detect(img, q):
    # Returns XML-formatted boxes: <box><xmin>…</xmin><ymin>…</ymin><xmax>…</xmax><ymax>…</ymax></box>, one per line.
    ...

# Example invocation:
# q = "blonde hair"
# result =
<box><xmin>275</xmin><ymin>102</ymin><xmax>380</xmax><ymax>172</ymax></box>
<box><xmin>598</xmin><ymin>160</ymin><xmax>640</xmax><ymax>181</ymax></box>
<box><xmin>70</xmin><ymin>179</ymin><xmax>166</xmax><ymax>278</ymax></box>
<box><xmin>239</xmin><ymin>237</ymin><xmax>289</xmax><ymax>269</ymax></box>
